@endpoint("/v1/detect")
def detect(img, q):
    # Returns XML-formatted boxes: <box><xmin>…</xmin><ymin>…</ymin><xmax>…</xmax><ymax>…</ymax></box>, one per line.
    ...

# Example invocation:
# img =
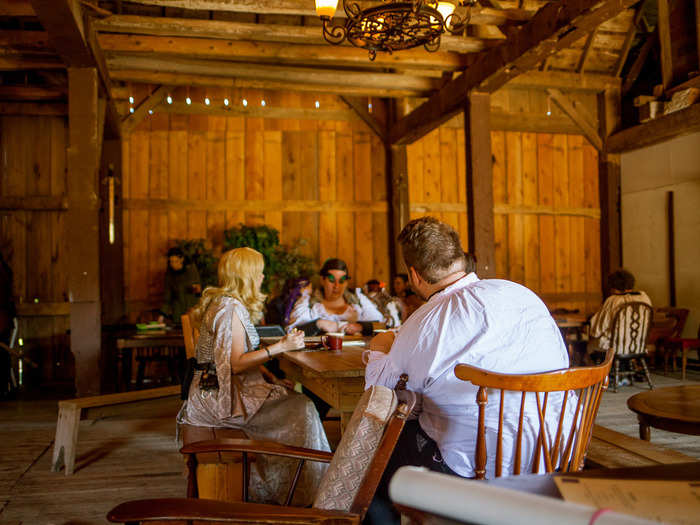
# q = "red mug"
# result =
<box><xmin>322</xmin><ymin>332</ymin><xmax>344</xmax><ymax>351</ymax></box>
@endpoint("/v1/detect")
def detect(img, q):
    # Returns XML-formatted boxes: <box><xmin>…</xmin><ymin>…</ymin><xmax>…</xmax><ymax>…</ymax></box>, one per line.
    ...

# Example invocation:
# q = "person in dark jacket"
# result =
<box><xmin>160</xmin><ymin>247</ymin><xmax>201</xmax><ymax>325</ymax></box>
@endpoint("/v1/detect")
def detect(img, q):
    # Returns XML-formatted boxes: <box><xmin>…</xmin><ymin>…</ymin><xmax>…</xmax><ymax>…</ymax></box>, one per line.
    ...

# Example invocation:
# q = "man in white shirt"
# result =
<box><xmin>365</xmin><ymin>217</ymin><xmax>570</xmax><ymax>524</ymax></box>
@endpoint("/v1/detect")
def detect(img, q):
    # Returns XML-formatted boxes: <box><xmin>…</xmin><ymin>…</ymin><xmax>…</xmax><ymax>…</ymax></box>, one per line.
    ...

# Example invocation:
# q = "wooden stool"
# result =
<box><xmin>180</xmin><ymin>424</ymin><xmax>250</xmax><ymax>502</ymax></box>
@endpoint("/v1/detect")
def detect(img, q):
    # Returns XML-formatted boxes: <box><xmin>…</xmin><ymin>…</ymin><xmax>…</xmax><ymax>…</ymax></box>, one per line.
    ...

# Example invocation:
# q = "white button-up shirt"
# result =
<box><xmin>365</xmin><ymin>273</ymin><xmax>572</xmax><ymax>478</ymax></box>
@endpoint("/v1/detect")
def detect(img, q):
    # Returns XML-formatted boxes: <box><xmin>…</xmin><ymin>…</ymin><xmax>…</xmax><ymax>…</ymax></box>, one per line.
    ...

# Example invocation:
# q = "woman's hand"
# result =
<box><xmin>277</xmin><ymin>329</ymin><xmax>305</xmax><ymax>352</ymax></box>
<box><xmin>343</xmin><ymin>322</ymin><xmax>363</xmax><ymax>335</ymax></box>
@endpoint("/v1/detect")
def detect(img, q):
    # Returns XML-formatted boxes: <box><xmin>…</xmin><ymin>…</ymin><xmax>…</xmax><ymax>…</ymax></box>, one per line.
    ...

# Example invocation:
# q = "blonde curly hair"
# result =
<box><xmin>191</xmin><ymin>247</ymin><xmax>266</xmax><ymax>325</ymax></box>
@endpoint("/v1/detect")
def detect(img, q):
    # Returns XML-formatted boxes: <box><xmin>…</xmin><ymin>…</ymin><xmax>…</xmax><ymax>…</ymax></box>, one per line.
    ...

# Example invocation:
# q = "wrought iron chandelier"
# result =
<box><xmin>315</xmin><ymin>0</ymin><xmax>474</xmax><ymax>60</ymax></box>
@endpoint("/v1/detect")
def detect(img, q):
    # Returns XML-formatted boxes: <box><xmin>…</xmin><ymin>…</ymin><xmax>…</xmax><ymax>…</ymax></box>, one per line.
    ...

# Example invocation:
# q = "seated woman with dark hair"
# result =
<box><xmin>286</xmin><ymin>258</ymin><xmax>383</xmax><ymax>336</ymax></box>
<box><xmin>589</xmin><ymin>268</ymin><xmax>651</xmax><ymax>351</ymax></box>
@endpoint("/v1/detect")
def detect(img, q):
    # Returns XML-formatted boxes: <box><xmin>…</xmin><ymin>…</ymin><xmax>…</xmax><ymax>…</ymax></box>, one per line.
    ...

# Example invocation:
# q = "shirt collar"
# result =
<box><xmin>428</xmin><ymin>272</ymin><xmax>479</xmax><ymax>302</ymax></box>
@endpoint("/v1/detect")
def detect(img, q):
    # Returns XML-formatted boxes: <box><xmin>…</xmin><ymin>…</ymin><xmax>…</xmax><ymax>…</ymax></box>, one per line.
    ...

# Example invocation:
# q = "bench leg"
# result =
<box><xmin>52</xmin><ymin>405</ymin><xmax>81</xmax><ymax>475</ymax></box>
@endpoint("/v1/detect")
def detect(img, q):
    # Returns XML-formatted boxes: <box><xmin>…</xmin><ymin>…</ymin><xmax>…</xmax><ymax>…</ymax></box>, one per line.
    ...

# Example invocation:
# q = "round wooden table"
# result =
<box><xmin>627</xmin><ymin>385</ymin><xmax>700</xmax><ymax>441</ymax></box>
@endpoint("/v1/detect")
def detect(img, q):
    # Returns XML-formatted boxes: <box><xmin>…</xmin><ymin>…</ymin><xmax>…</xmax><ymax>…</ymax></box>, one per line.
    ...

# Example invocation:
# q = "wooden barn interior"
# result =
<box><xmin>1</xmin><ymin>0</ymin><xmax>699</xmax><ymax>523</ymax></box>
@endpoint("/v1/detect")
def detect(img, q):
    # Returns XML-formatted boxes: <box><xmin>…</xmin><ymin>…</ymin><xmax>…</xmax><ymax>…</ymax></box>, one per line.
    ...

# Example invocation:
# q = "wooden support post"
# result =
<box><xmin>658</xmin><ymin>0</ymin><xmax>673</xmax><ymax>91</ymax></box>
<box><xmin>68</xmin><ymin>68</ymin><xmax>103</xmax><ymax>396</ymax></box>
<box><xmin>598</xmin><ymin>87</ymin><xmax>622</xmax><ymax>294</ymax></box>
<box><xmin>667</xmin><ymin>191</ymin><xmax>676</xmax><ymax>307</ymax></box>
<box><xmin>464</xmin><ymin>91</ymin><xmax>495</xmax><ymax>278</ymax></box>
<box><xmin>696</xmin><ymin>0</ymin><xmax>700</xmax><ymax>71</ymax></box>
<box><xmin>387</xmin><ymin>99</ymin><xmax>409</xmax><ymax>276</ymax></box>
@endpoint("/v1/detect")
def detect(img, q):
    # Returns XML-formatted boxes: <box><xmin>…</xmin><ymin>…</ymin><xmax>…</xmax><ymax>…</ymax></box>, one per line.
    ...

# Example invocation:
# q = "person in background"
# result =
<box><xmin>392</xmin><ymin>273</ymin><xmax>424</xmax><ymax>321</ymax></box>
<box><xmin>160</xmin><ymin>247</ymin><xmax>201</xmax><ymax>325</ymax></box>
<box><xmin>177</xmin><ymin>247</ymin><xmax>329</xmax><ymax>505</ymax></box>
<box><xmin>265</xmin><ymin>276</ymin><xmax>311</xmax><ymax>327</ymax></box>
<box><xmin>363</xmin><ymin>217</ymin><xmax>571</xmax><ymax>524</ymax></box>
<box><xmin>286</xmin><ymin>258</ymin><xmax>383</xmax><ymax>336</ymax></box>
<box><xmin>365</xmin><ymin>279</ymin><xmax>402</xmax><ymax>329</ymax></box>
<box><xmin>589</xmin><ymin>269</ymin><xmax>652</xmax><ymax>352</ymax></box>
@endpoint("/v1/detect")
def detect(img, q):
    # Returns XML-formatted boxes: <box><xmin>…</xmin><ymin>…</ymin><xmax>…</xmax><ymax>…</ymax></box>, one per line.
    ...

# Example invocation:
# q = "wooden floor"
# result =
<box><xmin>0</xmin><ymin>370</ymin><xmax>698</xmax><ymax>525</ymax></box>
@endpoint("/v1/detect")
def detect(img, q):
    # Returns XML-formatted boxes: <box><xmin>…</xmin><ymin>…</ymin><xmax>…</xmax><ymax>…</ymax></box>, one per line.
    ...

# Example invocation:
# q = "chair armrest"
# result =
<box><xmin>180</xmin><ymin>438</ymin><xmax>334</xmax><ymax>463</ymax></box>
<box><xmin>107</xmin><ymin>498</ymin><xmax>359</xmax><ymax>524</ymax></box>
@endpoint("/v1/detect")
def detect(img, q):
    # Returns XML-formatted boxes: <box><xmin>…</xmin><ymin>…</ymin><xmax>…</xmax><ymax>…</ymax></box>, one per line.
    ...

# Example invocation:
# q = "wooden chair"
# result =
<box><xmin>108</xmin><ymin>384</ymin><xmax>416</xmax><ymax>525</ymax></box>
<box><xmin>453</xmin><ymin>350</ymin><xmax>613</xmax><ymax>479</ymax></box>
<box><xmin>648</xmin><ymin>307</ymin><xmax>688</xmax><ymax>373</ymax></box>
<box><xmin>599</xmin><ymin>301</ymin><xmax>654</xmax><ymax>392</ymax></box>
<box><xmin>660</xmin><ymin>323</ymin><xmax>700</xmax><ymax>381</ymax></box>
<box><xmin>180</xmin><ymin>311</ymin><xmax>250</xmax><ymax>502</ymax></box>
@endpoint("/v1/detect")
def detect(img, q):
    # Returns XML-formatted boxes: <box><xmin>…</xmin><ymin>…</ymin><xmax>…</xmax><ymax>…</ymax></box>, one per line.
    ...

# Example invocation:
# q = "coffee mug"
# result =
<box><xmin>322</xmin><ymin>332</ymin><xmax>344</xmax><ymax>351</ymax></box>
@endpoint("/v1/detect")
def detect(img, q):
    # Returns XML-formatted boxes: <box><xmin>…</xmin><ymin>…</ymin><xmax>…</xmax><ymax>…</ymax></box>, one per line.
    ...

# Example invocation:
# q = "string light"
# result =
<box><xmin>224</xmin><ymin>98</ymin><xmax>229</xmax><ymax>106</ymax></box>
<box><xmin>204</xmin><ymin>96</ymin><xmax>210</xmax><ymax>105</ymax></box>
<box><xmin>129</xmin><ymin>107</ymin><xmax>134</xmax><ymax>113</ymax></box>
<box><xmin>148</xmin><ymin>109</ymin><xmax>153</xmax><ymax>114</ymax></box>
<box><xmin>546</xmin><ymin>95</ymin><xmax>552</xmax><ymax>117</ymax></box>
<box><xmin>261</xmin><ymin>99</ymin><xmax>266</xmax><ymax>107</ymax></box>
<box><xmin>368</xmin><ymin>102</ymin><xmax>373</xmax><ymax>112</ymax></box>
<box><xmin>315</xmin><ymin>100</ymin><xmax>320</xmax><ymax>109</ymax></box>
<box><xmin>128</xmin><ymin>95</ymin><xmax>134</xmax><ymax>104</ymax></box>
<box><xmin>242</xmin><ymin>98</ymin><xmax>248</xmax><ymax>107</ymax></box>
<box><xmin>166</xmin><ymin>94</ymin><xmax>172</xmax><ymax>104</ymax></box>
<box><xmin>186</xmin><ymin>96</ymin><xmax>192</xmax><ymax>105</ymax></box>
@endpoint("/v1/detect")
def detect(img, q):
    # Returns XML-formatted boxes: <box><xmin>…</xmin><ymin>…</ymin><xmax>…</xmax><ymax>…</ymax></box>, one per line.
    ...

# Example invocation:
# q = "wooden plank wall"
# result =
<box><xmin>122</xmin><ymin>87</ymin><xmax>389</xmax><ymax>318</ymax></box>
<box><xmin>0</xmin><ymin>115</ymin><xmax>72</xmax><ymax>384</ymax></box>
<box><xmin>407</xmin><ymin>123</ymin><xmax>602</xmax><ymax>315</ymax></box>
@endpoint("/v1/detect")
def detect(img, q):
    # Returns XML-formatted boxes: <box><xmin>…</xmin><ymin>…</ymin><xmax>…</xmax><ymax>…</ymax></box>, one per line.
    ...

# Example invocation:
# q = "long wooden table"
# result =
<box><xmin>279</xmin><ymin>342</ymin><xmax>367</xmax><ymax>431</ymax></box>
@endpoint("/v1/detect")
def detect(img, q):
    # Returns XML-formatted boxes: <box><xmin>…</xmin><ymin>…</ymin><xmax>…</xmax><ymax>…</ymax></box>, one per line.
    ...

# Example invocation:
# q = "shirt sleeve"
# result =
<box><xmin>286</xmin><ymin>291</ymin><xmax>315</xmax><ymax>332</ymax></box>
<box><xmin>364</xmin><ymin>351</ymin><xmax>404</xmax><ymax>390</ymax></box>
<box><xmin>355</xmin><ymin>289</ymin><xmax>383</xmax><ymax>322</ymax></box>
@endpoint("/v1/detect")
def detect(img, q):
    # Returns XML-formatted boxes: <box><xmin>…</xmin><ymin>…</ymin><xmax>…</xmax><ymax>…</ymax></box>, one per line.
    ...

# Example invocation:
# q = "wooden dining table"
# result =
<box><xmin>277</xmin><ymin>338</ymin><xmax>368</xmax><ymax>431</ymax></box>
<box><xmin>627</xmin><ymin>385</ymin><xmax>700</xmax><ymax>441</ymax></box>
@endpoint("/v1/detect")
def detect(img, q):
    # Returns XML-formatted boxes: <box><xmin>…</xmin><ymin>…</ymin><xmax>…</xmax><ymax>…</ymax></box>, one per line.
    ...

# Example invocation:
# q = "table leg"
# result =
<box><xmin>637</xmin><ymin>414</ymin><xmax>651</xmax><ymax>441</ymax></box>
<box><xmin>681</xmin><ymin>346</ymin><xmax>687</xmax><ymax>381</ymax></box>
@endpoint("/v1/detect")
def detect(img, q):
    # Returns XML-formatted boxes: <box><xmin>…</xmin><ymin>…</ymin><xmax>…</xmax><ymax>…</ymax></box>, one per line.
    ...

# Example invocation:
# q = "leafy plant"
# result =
<box><xmin>223</xmin><ymin>224</ymin><xmax>315</xmax><ymax>294</ymax></box>
<box><xmin>174</xmin><ymin>239</ymin><xmax>218</xmax><ymax>287</ymax></box>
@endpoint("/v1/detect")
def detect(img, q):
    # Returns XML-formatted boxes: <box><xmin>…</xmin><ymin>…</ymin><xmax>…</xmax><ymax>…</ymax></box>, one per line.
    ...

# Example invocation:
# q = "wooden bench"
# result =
<box><xmin>586</xmin><ymin>424</ymin><xmax>695</xmax><ymax>469</ymax></box>
<box><xmin>51</xmin><ymin>385</ymin><xmax>180</xmax><ymax>475</ymax></box>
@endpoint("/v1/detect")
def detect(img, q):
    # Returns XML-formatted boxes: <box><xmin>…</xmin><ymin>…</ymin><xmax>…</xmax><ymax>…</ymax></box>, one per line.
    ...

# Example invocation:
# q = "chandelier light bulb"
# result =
<box><xmin>205</xmin><ymin>97</ymin><xmax>210</xmax><ymax>105</ymax></box>
<box><xmin>224</xmin><ymin>98</ymin><xmax>229</xmax><ymax>106</ymax></box>
<box><xmin>315</xmin><ymin>0</ymin><xmax>338</xmax><ymax>18</ymax></box>
<box><xmin>242</xmin><ymin>98</ymin><xmax>248</xmax><ymax>107</ymax></box>
<box><xmin>437</xmin><ymin>1</ymin><xmax>456</xmax><ymax>23</ymax></box>
<box><xmin>166</xmin><ymin>95</ymin><xmax>172</xmax><ymax>104</ymax></box>
<box><xmin>186</xmin><ymin>96</ymin><xmax>192</xmax><ymax>105</ymax></box>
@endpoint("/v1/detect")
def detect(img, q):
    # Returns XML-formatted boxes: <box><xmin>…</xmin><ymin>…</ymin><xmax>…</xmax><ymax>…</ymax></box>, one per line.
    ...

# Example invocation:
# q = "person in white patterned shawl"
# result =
<box><xmin>177</xmin><ymin>247</ymin><xmax>330</xmax><ymax>506</ymax></box>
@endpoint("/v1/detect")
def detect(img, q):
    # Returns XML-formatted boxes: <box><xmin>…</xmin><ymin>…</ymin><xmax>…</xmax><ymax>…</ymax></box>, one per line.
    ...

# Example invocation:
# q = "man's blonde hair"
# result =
<box><xmin>191</xmin><ymin>247</ymin><xmax>266</xmax><ymax>325</ymax></box>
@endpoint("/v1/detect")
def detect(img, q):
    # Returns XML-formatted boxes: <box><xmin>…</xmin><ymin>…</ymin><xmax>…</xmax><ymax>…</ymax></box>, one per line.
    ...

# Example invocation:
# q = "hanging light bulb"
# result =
<box><xmin>148</xmin><ymin>109</ymin><xmax>153</xmax><ymax>115</ymax></box>
<box><xmin>129</xmin><ymin>106</ymin><xmax>134</xmax><ymax>113</ymax></box>
<box><xmin>315</xmin><ymin>100</ymin><xmax>320</xmax><ymax>109</ymax></box>
<box><xmin>205</xmin><ymin>97</ymin><xmax>210</xmax><ymax>105</ymax></box>
<box><xmin>128</xmin><ymin>95</ymin><xmax>134</xmax><ymax>104</ymax></box>
<box><xmin>261</xmin><ymin>99</ymin><xmax>266</xmax><ymax>107</ymax></box>
<box><xmin>546</xmin><ymin>96</ymin><xmax>552</xmax><ymax>117</ymax></box>
<box><xmin>224</xmin><ymin>98</ymin><xmax>229</xmax><ymax>106</ymax></box>
<box><xmin>242</xmin><ymin>98</ymin><xmax>248</xmax><ymax>107</ymax></box>
<box><xmin>186</xmin><ymin>96</ymin><xmax>191</xmax><ymax>105</ymax></box>
<box><xmin>166</xmin><ymin>94</ymin><xmax>172</xmax><ymax>104</ymax></box>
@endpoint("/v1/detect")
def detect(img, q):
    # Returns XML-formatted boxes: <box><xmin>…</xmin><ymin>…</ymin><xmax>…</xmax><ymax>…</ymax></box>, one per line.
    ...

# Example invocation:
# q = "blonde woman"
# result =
<box><xmin>177</xmin><ymin>247</ymin><xmax>330</xmax><ymax>505</ymax></box>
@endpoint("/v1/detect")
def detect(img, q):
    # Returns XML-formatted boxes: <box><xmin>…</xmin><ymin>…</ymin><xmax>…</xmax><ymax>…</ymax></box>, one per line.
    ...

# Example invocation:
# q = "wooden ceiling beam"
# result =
<box><xmin>0</xmin><ymin>0</ymin><xmax>35</xmax><ymax>16</ymax></box>
<box><xmin>122</xmin><ymin>84</ymin><xmax>168</xmax><ymax>134</ymax></box>
<box><xmin>93</xmin><ymin>14</ymin><xmax>494</xmax><ymax>54</ymax></box>
<box><xmin>547</xmin><ymin>88</ymin><xmax>603</xmax><ymax>151</ymax></box>
<box><xmin>109</xmin><ymin>69</ymin><xmax>424</xmax><ymax>98</ymax></box>
<box><xmin>119</xmin><ymin>1</ymin><xmax>533</xmax><ymax>24</ymax></box>
<box><xmin>0</xmin><ymin>55</ymin><xmax>64</xmax><ymax>70</ymax></box>
<box><xmin>576</xmin><ymin>29</ymin><xmax>597</xmax><ymax>74</ymax></box>
<box><xmin>389</xmin><ymin>0</ymin><xmax>637</xmax><ymax>145</ymax></box>
<box><xmin>507</xmin><ymin>70</ymin><xmax>620</xmax><ymax>92</ymax></box>
<box><xmin>107</xmin><ymin>54</ymin><xmax>441</xmax><ymax>93</ymax></box>
<box><xmin>606</xmin><ymin>102</ymin><xmax>700</xmax><ymax>153</ymax></box>
<box><xmin>657</xmin><ymin>0</ymin><xmax>673</xmax><ymax>92</ymax></box>
<box><xmin>97</xmin><ymin>33</ymin><xmax>469</xmax><ymax>71</ymax></box>
<box><xmin>0</xmin><ymin>101</ymin><xmax>66</xmax><ymax>115</ymax></box>
<box><xmin>0</xmin><ymin>31</ymin><xmax>50</xmax><ymax>50</ymax></box>
<box><xmin>29</xmin><ymin>0</ymin><xmax>94</xmax><ymax>66</ymax></box>
<box><xmin>621</xmin><ymin>29</ymin><xmax>655</xmax><ymax>95</ymax></box>
<box><xmin>613</xmin><ymin>4</ymin><xmax>643</xmax><ymax>77</ymax></box>
<box><xmin>341</xmin><ymin>96</ymin><xmax>386</xmax><ymax>142</ymax></box>
<box><xmin>0</xmin><ymin>85</ymin><xmax>66</xmax><ymax>100</ymax></box>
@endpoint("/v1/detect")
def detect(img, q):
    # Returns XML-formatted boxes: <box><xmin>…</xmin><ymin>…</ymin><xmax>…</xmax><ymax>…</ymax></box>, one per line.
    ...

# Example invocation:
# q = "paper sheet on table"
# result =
<box><xmin>554</xmin><ymin>477</ymin><xmax>700</xmax><ymax>525</ymax></box>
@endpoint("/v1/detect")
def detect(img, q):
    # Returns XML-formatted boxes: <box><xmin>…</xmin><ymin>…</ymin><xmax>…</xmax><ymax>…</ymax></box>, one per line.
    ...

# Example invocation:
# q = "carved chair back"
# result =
<box><xmin>454</xmin><ymin>350</ymin><xmax>613</xmax><ymax>480</ymax></box>
<box><xmin>181</xmin><ymin>312</ymin><xmax>199</xmax><ymax>360</ymax></box>
<box><xmin>610</xmin><ymin>302</ymin><xmax>653</xmax><ymax>356</ymax></box>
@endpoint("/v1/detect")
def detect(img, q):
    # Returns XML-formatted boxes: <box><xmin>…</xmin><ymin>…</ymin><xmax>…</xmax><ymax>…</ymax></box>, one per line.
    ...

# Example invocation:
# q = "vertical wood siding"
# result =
<box><xmin>122</xmin><ymin>89</ymin><xmax>389</xmax><ymax>316</ymax></box>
